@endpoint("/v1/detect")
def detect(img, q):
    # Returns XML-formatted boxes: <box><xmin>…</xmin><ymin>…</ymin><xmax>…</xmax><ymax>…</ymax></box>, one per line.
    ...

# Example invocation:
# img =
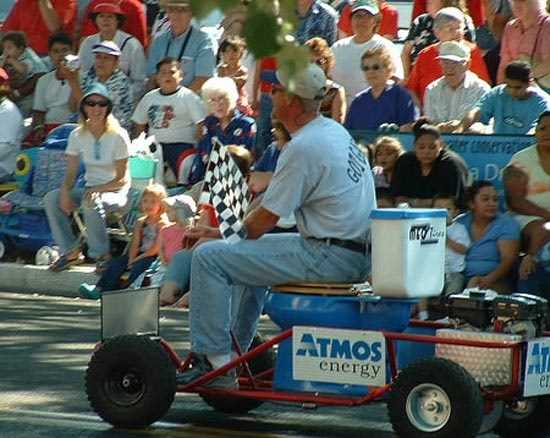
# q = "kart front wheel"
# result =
<box><xmin>388</xmin><ymin>357</ymin><xmax>483</xmax><ymax>438</ymax></box>
<box><xmin>85</xmin><ymin>335</ymin><xmax>176</xmax><ymax>428</ymax></box>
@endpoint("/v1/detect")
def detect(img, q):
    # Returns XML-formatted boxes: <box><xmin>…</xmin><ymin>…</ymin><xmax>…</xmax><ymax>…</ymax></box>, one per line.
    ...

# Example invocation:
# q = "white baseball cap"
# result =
<box><xmin>437</xmin><ymin>41</ymin><xmax>470</xmax><ymax>63</ymax></box>
<box><xmin>275</xmin><ymin>63</ymin><xmax>327</xmax><ymax>100</ymax></box>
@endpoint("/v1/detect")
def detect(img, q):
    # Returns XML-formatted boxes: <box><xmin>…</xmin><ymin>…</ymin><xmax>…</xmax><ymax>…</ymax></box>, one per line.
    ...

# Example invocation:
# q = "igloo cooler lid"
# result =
<box><xmin>370</xmin><ymin>208</ymin><xmax>447</xmax><ymax>219</ymax></box>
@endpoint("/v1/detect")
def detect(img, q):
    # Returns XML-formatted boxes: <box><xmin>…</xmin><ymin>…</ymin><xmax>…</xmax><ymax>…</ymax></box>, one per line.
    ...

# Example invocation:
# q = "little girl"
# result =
<box><xmin>217</xmin><ymin>36</ymin><xmax>251</xmax><ymax>115</ymax></box>
<box><xmin>79</xmin><ymin>184</ymin><xmax>169</xmax><ymax>299</ymax></box>
<box><xmin>371</xmin><ymin>136</ymin><xmax>404</xmax><ymax>188</ymax></box>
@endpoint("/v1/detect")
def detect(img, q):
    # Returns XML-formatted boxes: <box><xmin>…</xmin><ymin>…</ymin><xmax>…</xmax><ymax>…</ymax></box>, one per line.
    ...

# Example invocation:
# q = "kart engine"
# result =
<box><xmin>446</xmin><ymin>290</ymin><xmax>549</xmax><ymax>339</ymax></box>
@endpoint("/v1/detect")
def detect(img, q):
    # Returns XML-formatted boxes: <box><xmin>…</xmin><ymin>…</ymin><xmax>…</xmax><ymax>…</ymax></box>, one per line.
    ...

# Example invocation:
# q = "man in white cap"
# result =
<box><xmin>146</xmin><ymin>0</ymin><xmax>217</xmax><ymax>94</ymax></box>
<box><xmin>175</xmin><ymin>63</ymin><xmax>376</xmax><ymax>386</ymax></box>
<box><xmin>331</xmin><ymin>0</ymin><xmax>403</xmax><ymax>105</ymax></box>
<box><xmin>66</xmin><ymin>40</ymin><xmax>133</xmax><ymax>130</ymax></box>
<box><xmin>424</xmin><ymin>41</ymin><xmax>491</xmax><ymax>132</ymax></box>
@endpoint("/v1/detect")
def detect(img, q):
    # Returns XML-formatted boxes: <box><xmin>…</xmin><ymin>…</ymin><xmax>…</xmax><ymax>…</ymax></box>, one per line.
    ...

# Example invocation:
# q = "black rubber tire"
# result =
<box><xmin>85</xmin><ymin>335</ymin><xmax>176</xmax><ymax>428</ymax></box>
<box><xmin>494</xmin><ymin>396</ymin><xmax>550</xmax><ymax>437</ymax></box>
<box><xmin>201</xmin><ymin>334</ymin><xmax>275</xmax><ymax>414</ymax></box>
<box><xmin>388</xmin><ymin>357</ymin><xmax>484</xmax><ymax>438</ymax></box>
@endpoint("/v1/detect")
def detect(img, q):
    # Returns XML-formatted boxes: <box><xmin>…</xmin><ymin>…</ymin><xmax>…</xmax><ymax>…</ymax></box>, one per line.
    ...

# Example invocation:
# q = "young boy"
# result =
<box><xmin>433</xmin><ymin>194</ymin><xmax>471</xmax><ymax>296</ymax></box>
<box><xmin>0</xmin><ymin>31</ymin><xmax>48</xmax><ymax>116</ymax></box>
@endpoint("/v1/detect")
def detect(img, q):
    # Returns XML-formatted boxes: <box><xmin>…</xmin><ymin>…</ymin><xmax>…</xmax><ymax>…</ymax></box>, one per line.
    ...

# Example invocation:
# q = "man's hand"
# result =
<box><xmin>185</xmin><ymin>224</ymin><xmax>221</xmax><ymax>240</ymax></box>
<box><xmin>519</xmin><ymin>254</ymin><xmax>537</xmax><ymax>280</ymax></box>
<box><xmin>59</xmin><ymin>188</ymin><xmax>76</xmax><ymax>215</ymax></box>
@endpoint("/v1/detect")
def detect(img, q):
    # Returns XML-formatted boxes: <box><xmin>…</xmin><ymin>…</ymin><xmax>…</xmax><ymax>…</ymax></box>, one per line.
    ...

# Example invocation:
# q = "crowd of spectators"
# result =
<box><xmin>0</xmin><ymin>0</ymin><xmax>549</xmax><ymax>301</ymax></box>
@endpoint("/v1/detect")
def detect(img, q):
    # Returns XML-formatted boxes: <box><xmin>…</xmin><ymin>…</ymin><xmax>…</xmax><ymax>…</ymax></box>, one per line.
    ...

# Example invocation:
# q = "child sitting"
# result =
<box><xmin>0</xmin><ymin>31</ymin><xmax>47</xmax><ymax>117</ymax></box>
<box><xmin>433</xmin><ymin>194</ymin><xmax>471</xmax><ymax>296</ymax></box>
<box><xmin>217</xmin><ymin>36</ymin><xmax>251</xmax><ymax>115</ymax></box>
<box><xmin>79</xmin><ymin>184</ymin><xmax>169</xmax><ymax>299</ymax></box>
<box><xmin>371</xmin><ymin>136</ymin><xmax>404</xmax><ymax>188</ymax></box>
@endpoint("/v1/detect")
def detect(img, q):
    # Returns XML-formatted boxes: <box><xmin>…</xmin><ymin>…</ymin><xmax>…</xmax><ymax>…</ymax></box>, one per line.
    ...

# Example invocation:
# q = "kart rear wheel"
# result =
<box><xmin>85</xmin><ymin>335</ymin><xmax>176</xmax><ymax>428</ymax></box>
<box><xmin>494</xmin><ymin>396</ymin><xmax>550</xmax><ymax>438</ymax></box>
<box><xmin>388</xmin><ymin>357</ymin><xmax>483</xmax><ymax>437</ymax></box>
<box><xmin>200</xmin><ymin>334</ymin><xmax>275</xmax><ymax>414</ymax></box>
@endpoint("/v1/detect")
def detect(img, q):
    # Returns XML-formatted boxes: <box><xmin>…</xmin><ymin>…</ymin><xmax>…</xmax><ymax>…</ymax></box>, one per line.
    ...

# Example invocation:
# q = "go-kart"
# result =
<box><xmin>85</xmin><ymin>285</ymin><xmax>550</xmax><ymax>438</ymax></box>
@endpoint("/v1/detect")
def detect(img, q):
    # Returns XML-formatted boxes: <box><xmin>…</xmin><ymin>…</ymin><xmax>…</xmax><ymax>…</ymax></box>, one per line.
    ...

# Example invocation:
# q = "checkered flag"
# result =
<box><xmin>200</xmin><ymin>138</ymin><xmax>250</xmax><ymax>243</ymax></box>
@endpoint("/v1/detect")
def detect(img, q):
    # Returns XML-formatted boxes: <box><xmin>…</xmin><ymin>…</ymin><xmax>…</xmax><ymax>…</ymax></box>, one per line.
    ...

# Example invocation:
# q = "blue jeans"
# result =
<box><xmin>163</xmin><ymin>249</ymin><xmax>193</xmax><ymax>290</ymax></box>
<box><xmin>97</xmin><ymin>254</ymin><xmax>157</xmax><ymax>291</ymax></box>
<box><xmin>517</xmin><ymin>266</ymin><xmax>550</xmax><ymax>299</ymax></box>
<box><xmin>189</xmin><ymin>233</ymin><xmax>369</xmax><ymax>355</ymax></box>
<box><xmin>44</xmin><ymin>187</ymin><xmax>128</xmax><ymax>258</ymax></box>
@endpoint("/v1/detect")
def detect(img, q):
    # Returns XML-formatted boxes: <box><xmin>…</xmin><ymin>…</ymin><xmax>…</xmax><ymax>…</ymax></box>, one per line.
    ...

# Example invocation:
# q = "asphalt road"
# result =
<box><xmin>0</xmin><ymin>291</ymin><xmax>402</xmax><ymax>438</ymax></box>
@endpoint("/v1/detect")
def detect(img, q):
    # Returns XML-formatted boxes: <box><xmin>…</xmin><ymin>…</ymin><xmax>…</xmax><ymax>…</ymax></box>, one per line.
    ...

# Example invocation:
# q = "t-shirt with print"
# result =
<box><xmin>132</xmin><ymin>86</ymin><xmax>206</xmax><ymax>144</ymax></box>
<box><xmin>446</xmin><ymin>220</ymin><xmax>471</xmax><ymax>274</ymax></box>
<box><xmin>65</xmin><ymin>127</ymin><xmax>131</xmax><ymax>188</ymax></box>
<box><xmin>261</xmin><ymin>116</ymin><xmax>376</xmax><ymax>242</ymax></box>
<box><xmin>80</xmin><ymin>69</ymin><xmax>133</xmax><ymax>131</ymax></box>
<box><xmin>477</xmin><ymin>84</ymin><xmax>550</xmax><ymax>135</ymax></box>
<box><xmin>33</xmin><ymin>70</ymin><xmax>72</xmax><ymax>124</ymax></box>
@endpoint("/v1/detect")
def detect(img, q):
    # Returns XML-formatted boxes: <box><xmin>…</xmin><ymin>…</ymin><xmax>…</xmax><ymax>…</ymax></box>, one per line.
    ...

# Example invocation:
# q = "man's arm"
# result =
<box><xmin>243</xmin><ymin>206</ymin><xmax>279</xmax><ymax>239</ymax></box>
<box><xmin>503</xmin><ymin>164</ymin><xmax>550</xmax><ymax>220</ymax></box>
<box><xmin>37</xmin><ymin>0</ymin><xmax>62</xmax><ymax>32</ymax></box>
<box><xmin>455</xmin><ymin>107</ymin><xmax>482</xmax><ymax>133</ymax></box>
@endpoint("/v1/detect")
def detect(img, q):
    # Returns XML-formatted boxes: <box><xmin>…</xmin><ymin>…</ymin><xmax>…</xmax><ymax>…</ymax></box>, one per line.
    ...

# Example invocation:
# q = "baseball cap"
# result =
<box><xmin>351</xmin><ymin>0</ymin><xmax>380</xmax><ymax>15</ymax></box>
<box><xmin>437</xmin><ymin>41</ymin><xmax>470</xmax><ymax>62</ymax></box>
<box><xmin>92</xmin><ymin>41</ymin><xmax>122</xmax><ymax>57</ymax></box>
<box><xmin>0</xmin><ymin>68</ymin><xmax>9</xmax><ymax>82</ymax></box>
<box><xmin>275</xmin><ymin>63</ymin><xmax>327</xmax><ymax>100</ymax></box>
<box><xmin>91</xmin><ymin>2</ymin><xmax>124</xmax><ymax>16</ymax></box>
<box><xmin>82</xmin><ymin>82</ymin><xmax>112</xmax><ymax>103</ymax></box>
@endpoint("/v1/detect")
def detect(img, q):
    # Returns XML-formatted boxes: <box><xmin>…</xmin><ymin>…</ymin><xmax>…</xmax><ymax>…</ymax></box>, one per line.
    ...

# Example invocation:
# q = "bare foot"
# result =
<box><xmin>173</xmin><ymin>292</ymin><xmax>190</xmax><ymax>309</ymax></box>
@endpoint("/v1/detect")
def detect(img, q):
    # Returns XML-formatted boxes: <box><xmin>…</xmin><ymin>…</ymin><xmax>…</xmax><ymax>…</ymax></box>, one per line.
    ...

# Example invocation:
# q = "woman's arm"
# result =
<box><xmin>477</xmin><ymin>239</ymin><xmax>519</xmax><ymax>289</ymax></box>
<box><xmin>58</xmin><ymin>154</ymin><xmax>81</xmax><ymax>214</ymax></box>
<box><xmin>503</xmin><ymin>164</ymin><xmax>550</xmax><ymax>220</ymax></box>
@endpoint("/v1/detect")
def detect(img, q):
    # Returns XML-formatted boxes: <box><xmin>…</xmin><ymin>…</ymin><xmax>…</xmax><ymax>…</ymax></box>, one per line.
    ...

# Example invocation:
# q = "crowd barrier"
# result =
<box><xmin>351</xmin><ymin>131</ymin><xmax>535</xmax><ymax>206</ymax></box>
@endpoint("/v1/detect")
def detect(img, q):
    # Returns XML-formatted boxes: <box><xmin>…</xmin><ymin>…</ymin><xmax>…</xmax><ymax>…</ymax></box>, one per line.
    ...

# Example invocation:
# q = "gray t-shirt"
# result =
<box><xmin>262</xmin><ymin>116</ymin><xmax>376</xmax><ymax>242</ymax></box>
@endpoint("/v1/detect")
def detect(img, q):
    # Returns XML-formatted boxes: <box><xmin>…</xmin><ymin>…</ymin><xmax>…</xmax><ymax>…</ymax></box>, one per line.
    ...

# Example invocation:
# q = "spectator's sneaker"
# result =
<box><xmin>79</xmin><ymin>283</ymin><xmax>101</xmax><ymax>300</ymax></box>
<box><xmin>176</xmin><ymin>353</ymin><xmax>237</xmax><ymax>389</ymax></box>
<box><xmin>49</xmin><ymin>252</ymin><xmax>85</xmax><ymax>272</ymax></box>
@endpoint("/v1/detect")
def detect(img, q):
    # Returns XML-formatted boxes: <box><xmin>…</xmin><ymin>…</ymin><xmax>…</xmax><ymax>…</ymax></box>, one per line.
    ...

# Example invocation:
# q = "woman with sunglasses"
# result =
<box><xmin>44</xmin><ymin>83</ymin><xmax>131</xmax><ymax>273</ymax></box>
<box><xmin>344</xmin><ymin>46</ymin><xmax>418</xmax><ymax>131</ymax></box>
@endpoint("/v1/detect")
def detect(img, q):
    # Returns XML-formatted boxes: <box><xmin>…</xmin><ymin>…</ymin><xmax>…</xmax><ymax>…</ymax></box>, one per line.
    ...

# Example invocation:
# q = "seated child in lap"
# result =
<box><xmin>79</xmin><ymin>184</ymin><xmax>169</xmax><ymax>299</ymax></box>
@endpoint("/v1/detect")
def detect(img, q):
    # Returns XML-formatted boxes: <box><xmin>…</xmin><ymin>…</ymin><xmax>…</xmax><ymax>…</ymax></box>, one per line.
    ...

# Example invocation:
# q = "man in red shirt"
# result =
<box><xmin>2</xmin><ymin>0</ymin><xmax>77</xmax><ymax>56</ymax></box>
<box><xmin>80</xmin><ymin>0</ymin><xmax>148</xmax><ymax>48</ymax></box>
<box><xmin>338</xmin><ymin>0</ymin><xmax>398</xmax><ymax>39</ymax></box>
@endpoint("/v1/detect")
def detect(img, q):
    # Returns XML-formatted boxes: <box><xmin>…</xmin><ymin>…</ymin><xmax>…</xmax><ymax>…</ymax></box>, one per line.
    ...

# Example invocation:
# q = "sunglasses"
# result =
<box><xmin>84</xmin><ymin>99</ymin><xmax>109</xmax><ymax>107</ymax></box>
<box><xmin>361</xmin><ymin>64</ymin><xmax>382</xmax><ymax>72</ymax></box>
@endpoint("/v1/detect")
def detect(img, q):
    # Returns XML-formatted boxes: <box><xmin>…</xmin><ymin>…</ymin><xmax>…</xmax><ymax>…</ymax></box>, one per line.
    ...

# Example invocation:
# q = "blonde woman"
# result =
<box><xmin>44</xmin><ymin>83</ymin><xmax>131</xmax><ymax>272</ymax></box>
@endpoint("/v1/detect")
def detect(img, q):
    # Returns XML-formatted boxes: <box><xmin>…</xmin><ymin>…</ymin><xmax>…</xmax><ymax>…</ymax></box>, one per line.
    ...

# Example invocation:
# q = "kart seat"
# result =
<box><xmin>271</xmin><ymin>282</ymin><xmax>369</xmax><ymax>296</ymax></box>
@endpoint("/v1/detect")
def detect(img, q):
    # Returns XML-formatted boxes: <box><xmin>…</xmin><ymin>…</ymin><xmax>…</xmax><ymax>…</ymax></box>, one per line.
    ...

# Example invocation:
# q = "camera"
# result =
<box><xmin>64</xmin><ymin>54</ymin><xmax>80</xmax><ymax>71</ymax></box>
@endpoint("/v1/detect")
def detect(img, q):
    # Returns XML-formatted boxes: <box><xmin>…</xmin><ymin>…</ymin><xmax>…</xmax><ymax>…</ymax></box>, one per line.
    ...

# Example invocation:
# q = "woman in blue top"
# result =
<box><xmin>457</xmin><ymin>180</ymin><xmax>520</xmax><ymax>293</ymax></box>
<box><xmin>190</xmin><ymin>76</ymin><xmax>256</xmax><ymax>184</ymax></box>
<box><xmin>345</xmin><ymin>46</ymin><xmax>418</xmax><ymax>132</ymax></box>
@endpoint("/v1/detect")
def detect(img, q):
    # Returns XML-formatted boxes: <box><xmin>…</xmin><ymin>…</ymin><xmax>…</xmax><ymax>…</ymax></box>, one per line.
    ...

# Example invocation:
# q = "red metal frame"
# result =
<box><xmin>158</xmin><ymin>320</ymin><xmax>527</xmax><ymax>407</ymax></box>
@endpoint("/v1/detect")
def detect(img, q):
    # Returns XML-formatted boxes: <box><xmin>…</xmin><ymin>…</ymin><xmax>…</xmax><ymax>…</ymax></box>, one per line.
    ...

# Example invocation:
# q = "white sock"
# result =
<box><xmin>208</xmin><ymin>353</ymin><xmax>231</xmax><ymax>369</ymax></box>
<box><xmin>418</xmin><ymin>310</ymin><xmax>429</xmax><ymax>321</ymax></box>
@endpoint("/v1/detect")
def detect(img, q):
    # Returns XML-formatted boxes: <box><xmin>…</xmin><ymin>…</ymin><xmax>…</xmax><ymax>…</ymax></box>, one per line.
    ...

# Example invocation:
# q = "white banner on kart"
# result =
<box><xmin>524</xmin><ymin>338</ymin><xmax>550</xmax><ymax>397</ymax></box>
<box><xmin>292</xmin><ymin>326</ymin><xmax>386</xmax><ymax>387</ymax></box>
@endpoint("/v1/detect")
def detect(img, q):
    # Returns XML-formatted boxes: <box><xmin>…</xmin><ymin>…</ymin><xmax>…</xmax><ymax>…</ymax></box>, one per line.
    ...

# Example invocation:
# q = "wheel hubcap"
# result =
<box><xmin>406</xmin><ymin>383</ymin><xmax>452</xmax><ymax>432</ymax></box>
<box><xmin>105</xmin><ymin>367</ymin><xmax>146</xmax><ymax>407</ymax></box>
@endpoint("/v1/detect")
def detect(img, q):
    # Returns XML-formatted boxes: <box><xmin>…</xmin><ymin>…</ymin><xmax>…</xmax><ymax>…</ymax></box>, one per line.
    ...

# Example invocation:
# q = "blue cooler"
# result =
<box><xmin>264</xmin><ymin>292</ymin><xmax>416</xmax><ymax>396</ymax></box>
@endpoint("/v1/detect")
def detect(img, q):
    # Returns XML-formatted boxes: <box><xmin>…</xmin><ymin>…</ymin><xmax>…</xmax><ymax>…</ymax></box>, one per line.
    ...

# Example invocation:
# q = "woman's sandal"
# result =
<box><xmin>49</xmin><ymin>253</ymin><xmax>85</xmax><ymax>272</ymax></box>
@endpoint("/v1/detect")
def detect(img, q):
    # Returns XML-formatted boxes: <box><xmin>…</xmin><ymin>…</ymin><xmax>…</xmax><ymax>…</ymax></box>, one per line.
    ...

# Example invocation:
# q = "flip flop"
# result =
<box><xmin>49</xmin><ymin>253</ymin><xmax>85</xmax><ymax>272</ymax></box>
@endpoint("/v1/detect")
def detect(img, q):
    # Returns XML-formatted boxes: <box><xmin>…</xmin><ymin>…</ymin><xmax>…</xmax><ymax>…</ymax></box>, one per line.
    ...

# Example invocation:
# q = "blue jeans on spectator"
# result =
<box><xmin>97</xmin><ymin>254</ymin><xmax>157</xmax><ymax>291</ymax></box>
<box><xmin>44</xmin><ymin>187</ymin><xmax>128</xmax><ymax>259</ymax></box>
<box><xmin>163</xmin><ymin>249</ymin><xmax>193</xmax><ymax>290</ymax></box>
<box><xmin>189</xmin><ymin>233</ymin><xmax>369</xmax><ymax>355</ymax></box>
<box><xmin>254</xmin><ymin>92</ymin><xmax>273</xmax><ymax>157</ymax></box>
<box><xmin>161</xmin><ymin>142</ymin><xmax>194</xmax><ymax>179</ymax></box>
<box><xmin>517</xmin><ymin>266</ymin><xmax>550</xmax><ymax>299</ymax></box>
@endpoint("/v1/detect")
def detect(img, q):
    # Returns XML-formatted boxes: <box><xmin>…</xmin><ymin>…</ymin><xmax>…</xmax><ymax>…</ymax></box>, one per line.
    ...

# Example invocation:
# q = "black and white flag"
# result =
<box><xmin>200</xmin><ymin>138</ymin><xmax>250</xmax><ymax>243</ymax></box>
